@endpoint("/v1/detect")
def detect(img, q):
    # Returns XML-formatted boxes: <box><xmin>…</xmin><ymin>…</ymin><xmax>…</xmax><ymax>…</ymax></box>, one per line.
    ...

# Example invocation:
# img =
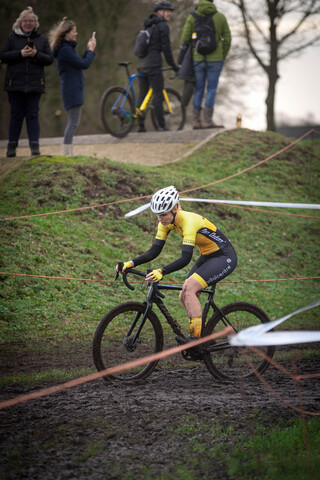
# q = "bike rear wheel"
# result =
<box><xmin>100</xmin><ymin>86</ymin><xmax>135</xmax><ymax>138</ymax></box>
<box><xmin>151</xmin><ymin>86</ymin><xmax>186</xmax><ymax>131</ymax></box>
<box><xmin>202</xmin><ymin>302</ymin><xmax>275</xmax><ymax>381</ymax></box>
<box><xmin>92</xmin><ymin>301</ymin><xmax>163</xmax><ymax>381</ymax></box>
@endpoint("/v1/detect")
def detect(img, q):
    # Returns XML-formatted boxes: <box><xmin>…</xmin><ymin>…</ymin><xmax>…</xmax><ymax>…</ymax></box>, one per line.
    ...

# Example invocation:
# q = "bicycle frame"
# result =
<box><xmin>109</xmin><ymin>73</ymin><xmax>142</xmax><ymax>120</ymax></box>
<box><xmin>121</xmin><ymin>267</ymin><xmax>236</xmax><ymax>353</ymax></box>
<box><xmin>94</xmin><ymin>265</ymin><xmax>274</xmax><ymax>381</ymax></box>
<box><xmin>111</xmin><ymin>71</ymin><xmax>174</xmax><ymax>120</ymax></box>
<box><xmin>155</xmin><ymin>283</ymin><xmax>236</xmax><ymax>352</ymax></box>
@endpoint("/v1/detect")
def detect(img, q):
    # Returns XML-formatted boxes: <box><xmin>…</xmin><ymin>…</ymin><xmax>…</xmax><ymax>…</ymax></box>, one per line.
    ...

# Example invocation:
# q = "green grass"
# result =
<box><xmin>158</xmin><ymin>414</ymin><xmax>320</xmax><ymax>480</ymax></box>
<box><xmin>226</xmin><ymin>416</ymin><xmax>320</xmax><ymax>480</ymax></box>
<box><xmin>0</xmin><ymin>129</ymin><xmax>319</xmax><ymax>384</ymax></box>
<box><xmin>0</xmin><ymin>367</ymin><xmax>93</xmax><ymax>386</ymax></box>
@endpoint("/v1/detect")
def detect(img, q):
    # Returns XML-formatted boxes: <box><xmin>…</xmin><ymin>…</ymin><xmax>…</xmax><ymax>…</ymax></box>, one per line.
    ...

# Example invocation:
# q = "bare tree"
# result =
<box><xmin>226</xmin><ymin>0</ymin><xmax>320</xmax><ymax>130</ymax></box>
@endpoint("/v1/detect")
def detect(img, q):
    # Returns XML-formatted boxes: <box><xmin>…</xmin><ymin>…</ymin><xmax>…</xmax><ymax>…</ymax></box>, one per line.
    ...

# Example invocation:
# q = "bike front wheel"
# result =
<box><xmin>100</xmin><ymin>86</ymin><xmax>135</xmax><ymax>138</ymax></box>
<box><xmin>151</xmin><ymin>86</ymin><xmax>186</xmax><ymax>131</ymax></box>
<box><xmin>92</xmin><ymin>301</ymin><xmax>164</xmax><ymax>381</ymax></box>
<box><xmin>202</xmin><ymin>302</ymin><xmax>275</xmax><ymax>381</ymax></box>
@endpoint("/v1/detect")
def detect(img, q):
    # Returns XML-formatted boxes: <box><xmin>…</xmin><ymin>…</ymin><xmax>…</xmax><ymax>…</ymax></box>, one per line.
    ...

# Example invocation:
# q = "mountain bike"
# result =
<box><xmin>100</xmin><ymin>61</ymin><xmax>186</xmax><ymax>138</ymax></box>
<box><xmin>92</xmin><ymin>263</ymin><xmax>275</xmax><ymax>382</ymax></box>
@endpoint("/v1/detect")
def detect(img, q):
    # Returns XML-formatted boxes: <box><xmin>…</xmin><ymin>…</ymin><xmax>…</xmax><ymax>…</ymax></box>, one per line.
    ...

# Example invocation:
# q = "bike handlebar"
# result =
<box><xmin>115</xmin><ymin>261</ymin><xmax>146</xmax><ymax>291</ymax></box>
<box><xmin>115</xmin><ymin>262</ymin><xmax>165</xmax><ymax>297</ymax></box>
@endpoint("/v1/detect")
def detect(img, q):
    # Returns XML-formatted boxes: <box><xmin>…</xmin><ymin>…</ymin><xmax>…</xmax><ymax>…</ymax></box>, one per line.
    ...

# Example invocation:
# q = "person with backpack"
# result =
<box><xmin>181</xmin><ymin>0</ymin><xmax>231</xmax><ymax>129</ymax></box>
<box><xmin>135</xmin><ymin>1</ymin><xmax>179</xmax><ymax>132</ymax></box>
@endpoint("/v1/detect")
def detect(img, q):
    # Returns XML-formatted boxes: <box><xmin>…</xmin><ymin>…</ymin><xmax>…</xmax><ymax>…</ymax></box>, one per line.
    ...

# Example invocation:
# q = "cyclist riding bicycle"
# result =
<box><xmin>117</xmin><ymin>185</ymin><xmax>237</xmax><ymax>341</ymax></box>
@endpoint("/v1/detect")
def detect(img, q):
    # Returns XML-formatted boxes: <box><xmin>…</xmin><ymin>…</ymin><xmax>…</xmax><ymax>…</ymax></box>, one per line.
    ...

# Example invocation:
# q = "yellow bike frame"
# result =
<box><xmin>135</xmin><ymin>88</ymin><xmax>173</xmax><ymax>117</ymax></box>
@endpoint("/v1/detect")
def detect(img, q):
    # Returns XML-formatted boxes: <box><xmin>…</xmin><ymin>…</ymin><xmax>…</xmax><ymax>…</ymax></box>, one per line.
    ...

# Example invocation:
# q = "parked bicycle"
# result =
<box><xmin>92</xmin><ymin>263</ymin><xmax>275</xmax><ymax>382</ymax></box>
<box><xmin>100</xmin><ymin>61</ymin><xmax>186</xmax><ymax>138</ymax></box>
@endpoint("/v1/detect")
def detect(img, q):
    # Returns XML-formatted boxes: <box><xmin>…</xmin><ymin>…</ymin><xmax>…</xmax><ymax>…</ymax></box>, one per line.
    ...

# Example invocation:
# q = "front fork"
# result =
<box><xmin>123</xmin><ymin>303</ymin><xmax>152</xmax><ymax>352</ymax></box>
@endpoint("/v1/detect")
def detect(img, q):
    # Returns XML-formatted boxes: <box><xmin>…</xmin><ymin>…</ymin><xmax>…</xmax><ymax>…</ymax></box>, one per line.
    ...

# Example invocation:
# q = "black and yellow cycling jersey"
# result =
<box><xmin>131</xmin><ymin>208</ymin><xmax>236</xmax><ymax>287</ymax></box>
<box><xmin>155</xmin><ymin>209</ymin><xmax>231</xmax><ymax>255</ymax></box>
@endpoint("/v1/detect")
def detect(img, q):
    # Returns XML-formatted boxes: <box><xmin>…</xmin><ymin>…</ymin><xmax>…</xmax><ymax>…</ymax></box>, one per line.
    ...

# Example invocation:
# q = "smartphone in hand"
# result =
<box><xmin>92</xmin><ymin>32</ymin><xmax>96</xmax><ymax>39</ymax></box>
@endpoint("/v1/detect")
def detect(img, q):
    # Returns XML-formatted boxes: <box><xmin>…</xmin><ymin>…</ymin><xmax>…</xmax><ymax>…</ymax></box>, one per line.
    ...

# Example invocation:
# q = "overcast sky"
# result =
<box><xmin>216</xmin><ymin>1</ymin><xmax>320</xmax><ymax>130</ymax></box>
<box><xmin>236</xmin><ymin>45</ymin><xmax>320</xmax><ymax>130</ymax></box>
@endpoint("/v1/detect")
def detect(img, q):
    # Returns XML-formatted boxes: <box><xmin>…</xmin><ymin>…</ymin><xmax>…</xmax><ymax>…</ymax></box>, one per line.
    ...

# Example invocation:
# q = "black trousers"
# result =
<box><xmin>8</xmin><ymin>91</ymin><xmax>41</xmax><ymax>145</ymax></box>
<box><xmin>137</xmin><ymin>67</ymin><xmax>165</xmax><ymax>129</ymax></box>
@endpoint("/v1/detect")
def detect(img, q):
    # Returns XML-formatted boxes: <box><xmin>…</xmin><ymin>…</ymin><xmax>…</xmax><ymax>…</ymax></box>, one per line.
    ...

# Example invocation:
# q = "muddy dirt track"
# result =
<box><xmin>1</xmin><ymin>350</ymin><xmax>319</xmax><ymax>479</ymax></box>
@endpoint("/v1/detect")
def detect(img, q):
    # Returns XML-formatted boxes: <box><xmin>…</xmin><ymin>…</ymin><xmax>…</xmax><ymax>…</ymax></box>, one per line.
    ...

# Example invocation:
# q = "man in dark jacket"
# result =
<box><xmin>136</xmin><ymin>1</ymin><xmax>179</xmax><ymax>132</ymax></box>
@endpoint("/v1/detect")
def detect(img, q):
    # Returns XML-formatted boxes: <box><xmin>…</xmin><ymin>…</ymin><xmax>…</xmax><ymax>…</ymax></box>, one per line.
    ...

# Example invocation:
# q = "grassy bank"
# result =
<box><xmin>0</xmin><ymin>129</ymin><xmax>319</xmax><ymax>383</ymax></box>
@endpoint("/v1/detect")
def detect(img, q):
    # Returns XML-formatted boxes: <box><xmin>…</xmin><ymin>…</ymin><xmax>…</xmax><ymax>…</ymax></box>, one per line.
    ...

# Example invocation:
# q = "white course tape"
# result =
<box><xmin>125</xmin><ymin>198</ymin><xmax>320</xmax><ymax>217</ymax></box>
<box><xmin>181</xmin><ymin>198</ymin><xmax>320</xmax><ymax>209</ymax></box>
<box><xmin>229</xmin><ymin>299</ymin><xmax>320</xmax><ymax>346</ymax></box>
<box><xmin>125</xmin><ymin>203</ymin><xmax>151</xmax><ymax>217</ymax></box>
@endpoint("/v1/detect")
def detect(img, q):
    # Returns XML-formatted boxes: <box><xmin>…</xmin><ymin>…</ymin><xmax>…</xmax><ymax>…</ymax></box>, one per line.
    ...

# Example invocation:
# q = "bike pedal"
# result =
<box><xmin>175</xmin><ymin>335</ymin><xmax>187</xmax><ymax>345</ymax></box>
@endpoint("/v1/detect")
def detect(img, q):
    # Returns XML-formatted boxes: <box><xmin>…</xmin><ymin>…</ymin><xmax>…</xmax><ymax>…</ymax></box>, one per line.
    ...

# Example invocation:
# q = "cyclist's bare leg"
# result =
<box><xmin>179</xmin><ymin>276</ymin><xmax>203</xmax><ymax>337</ymax></box>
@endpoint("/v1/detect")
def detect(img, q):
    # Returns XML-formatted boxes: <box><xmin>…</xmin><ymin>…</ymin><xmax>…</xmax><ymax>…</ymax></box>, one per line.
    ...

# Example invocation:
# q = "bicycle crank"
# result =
<box><xmin>181</xmin><ymin>347</ymin><xmax>203</xmax><ymax>362</ymax></box>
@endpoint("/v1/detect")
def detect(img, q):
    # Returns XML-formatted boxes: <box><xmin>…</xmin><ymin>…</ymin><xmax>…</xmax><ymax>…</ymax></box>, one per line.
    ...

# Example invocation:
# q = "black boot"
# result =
<box><xmin>6</xmin><ymin>142</ymin><xmax>17</xmax><ymax>157</ymax></box>
<box><xmin>30</xmin><ymin>142</ymin><xmax>40</xmax><ymax>155</ymax></box>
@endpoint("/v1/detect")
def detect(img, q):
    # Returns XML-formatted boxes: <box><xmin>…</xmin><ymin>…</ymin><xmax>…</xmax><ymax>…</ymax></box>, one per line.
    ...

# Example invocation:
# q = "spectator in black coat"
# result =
<box><xmin>136</xmin><ymin>1</ymin><xmax>179</xmax><ymax>132</ymax></box>
<box><xmin>0</xmin><ymin>6</ymin><xmax>53</xmax><ymax>157</ymax></box>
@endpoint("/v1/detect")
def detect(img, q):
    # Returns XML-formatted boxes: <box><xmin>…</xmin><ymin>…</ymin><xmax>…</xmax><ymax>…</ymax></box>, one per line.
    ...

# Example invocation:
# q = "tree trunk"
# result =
<box><xmin>266</xmin><ymin>0</ymin><xmax>279</xmax><ymax>131</ymax></box>
<box><xmin>266</xmin><ymin>68</ymin><xmax>277</xmax><ymax>131</ymax></box>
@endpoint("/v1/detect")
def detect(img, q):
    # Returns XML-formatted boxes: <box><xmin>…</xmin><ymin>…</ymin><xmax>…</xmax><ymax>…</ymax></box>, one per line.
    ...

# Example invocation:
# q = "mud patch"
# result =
<box><xmin>0</xmin><ymin>351</ymin><xmax>319</xmax><ymax>480</ymax></box>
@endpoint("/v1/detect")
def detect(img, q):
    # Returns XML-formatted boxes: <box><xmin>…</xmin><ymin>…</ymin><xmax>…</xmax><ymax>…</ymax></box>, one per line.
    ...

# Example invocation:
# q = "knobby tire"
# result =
<box><xmin>202</xmin><ymin>302</ymin><xmax>275</xmax><ymax>381</ymax></box>
<box><xmin>100</xmin><ymin>86</ymin><xmax>135</xmax><ymax>138</ymax></box>
<box><xmin>93</xmin><ymin>301</ymin><xmax>164</xmax><ymax>381</ymax></box>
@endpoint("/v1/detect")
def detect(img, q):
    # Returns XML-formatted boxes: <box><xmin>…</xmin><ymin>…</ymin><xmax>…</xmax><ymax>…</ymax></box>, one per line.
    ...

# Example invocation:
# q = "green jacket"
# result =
<box><xmin>181</xmin><ymin>0</ymin><xmax>231</xmax><ymax>62</ymax></box>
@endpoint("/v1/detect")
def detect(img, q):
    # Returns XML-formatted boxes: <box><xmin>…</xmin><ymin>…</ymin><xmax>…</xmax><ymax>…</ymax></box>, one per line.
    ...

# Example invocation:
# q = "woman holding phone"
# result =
<box><xmin>0</xmin><ymin>6</ymin><xmax>53</xmax><ymax>157</ymax></box>
<box><xmin>49</xmin><ymin>19</ymin><xmax>96</xmax><ymax>157</ymax></box>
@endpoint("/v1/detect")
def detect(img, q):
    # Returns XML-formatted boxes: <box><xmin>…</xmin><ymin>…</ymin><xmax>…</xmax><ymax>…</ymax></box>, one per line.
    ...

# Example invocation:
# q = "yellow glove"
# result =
<box><xmin>150</xmin><ymin>269</ymin><xmax>163</xmax><ymax>282</ymax></box>
<box><xmin>122</xmin><ymin>260</ymin><xmax>134</xmax><ymax>271</ymax></box>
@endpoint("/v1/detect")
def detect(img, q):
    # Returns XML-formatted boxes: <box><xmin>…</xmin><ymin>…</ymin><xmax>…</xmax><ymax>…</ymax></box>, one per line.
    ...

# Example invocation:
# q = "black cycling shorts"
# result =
<box><xmin>187</xmin><ymin>245</ymin><xmax>237</xmax><ymax>288</ymax></box>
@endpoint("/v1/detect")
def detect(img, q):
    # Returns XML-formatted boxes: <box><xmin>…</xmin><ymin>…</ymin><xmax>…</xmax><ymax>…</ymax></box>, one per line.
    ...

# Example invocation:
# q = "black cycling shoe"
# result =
<box><xmin>175</xmin><ymin>335</ymin><xmax>199</xmax><ymax>345</ymax></box>
<box><xmin>176</xmin><ymin>335</ymin><xmax>204</xmax><ymax>361</ymax></box>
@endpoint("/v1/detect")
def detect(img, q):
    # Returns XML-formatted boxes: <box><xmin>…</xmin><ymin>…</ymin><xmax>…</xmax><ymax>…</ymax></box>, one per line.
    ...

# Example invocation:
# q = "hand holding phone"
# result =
<box><xmin>88</xmin><ymin>32</ymin><xmax>96</xmax><ymax>51</ymax></box>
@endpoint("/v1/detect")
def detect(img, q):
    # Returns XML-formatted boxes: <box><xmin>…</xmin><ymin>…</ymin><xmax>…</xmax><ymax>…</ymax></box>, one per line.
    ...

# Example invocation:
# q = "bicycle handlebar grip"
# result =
<box><xmin>114</xmin><ymin>261</ymin><xmax>123</xmax><ymax>281</ymax></box>
<box><xmin>122</xmin><ymin>270</ymin><xmax>135</xmax><ymax>291</ymax></box>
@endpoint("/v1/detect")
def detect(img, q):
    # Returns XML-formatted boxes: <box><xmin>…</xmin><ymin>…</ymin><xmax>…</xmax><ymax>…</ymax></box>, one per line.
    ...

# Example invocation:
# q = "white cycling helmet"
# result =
<box><xmin>150</xmin><ymin>185</ymin><xmax>180</xmax><ymax>214</ymax></box>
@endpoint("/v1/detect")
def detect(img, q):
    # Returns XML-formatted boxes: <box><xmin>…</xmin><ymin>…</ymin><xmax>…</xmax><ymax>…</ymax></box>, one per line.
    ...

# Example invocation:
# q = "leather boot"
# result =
<box><xmin>62</xmin><ymin>144</ymin><xmax>73</xmax><ymax>157</ymax></box>
<box><xmin>193</xmin><ymin>109</ymin><xmax>202</xmax><ymax>130</ymax></box>
<box><xmin>30</xmin><ymin>142</ymin><xmax>40</xmax><ymax>155</ymax></box>
<box><xmin>6</xmin><ymin>142</ymin><xmax>17</xmax><ymax>157</ymax></box>
<box><xmin>202</xmin><ymin>108</ymin><xmax>224</xmax><ymax>128</ymax></box>
<box><xmin>137</xmin><ymin>116</ymin><xmax>146</xmax><ymax>132</ymax></box>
